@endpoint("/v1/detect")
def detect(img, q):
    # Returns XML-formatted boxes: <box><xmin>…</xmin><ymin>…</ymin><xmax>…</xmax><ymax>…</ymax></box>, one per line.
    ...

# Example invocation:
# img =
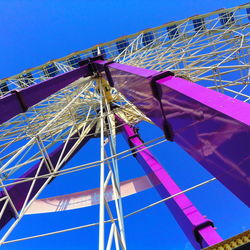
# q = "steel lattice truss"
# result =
<box><xmin>1</xmin><ymin>4</ymin><xmax>249</xmax><ymax>101</ymax></box>
<box><xmin>0</xmin><ymin>75</ymin><xmax>149</xmax><ymax>248</ymax></box>
<box><xmin>0</xmin><ymin>3</ymin><xmax>249</xmax><ymax>249</ymax></box>
<box><xmin>116</xmin><ymin>24</ymin><xmax>250</xmax><ymax>102</ymax></box>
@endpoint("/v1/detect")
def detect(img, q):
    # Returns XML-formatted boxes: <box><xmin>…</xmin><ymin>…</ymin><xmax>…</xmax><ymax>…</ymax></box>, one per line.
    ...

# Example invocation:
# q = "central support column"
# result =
<box><xmin>117</xmin><ymin>116</ymin><xmax>222</xmax><ymax>249</ymax></box>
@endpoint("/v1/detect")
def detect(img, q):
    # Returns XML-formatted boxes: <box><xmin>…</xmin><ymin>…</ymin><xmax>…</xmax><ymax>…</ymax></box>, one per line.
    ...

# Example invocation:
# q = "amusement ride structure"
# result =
<box><xmin>0</xmin><ymin>3</ymin><xmax>249</xmax><ymax>249</ymax></box>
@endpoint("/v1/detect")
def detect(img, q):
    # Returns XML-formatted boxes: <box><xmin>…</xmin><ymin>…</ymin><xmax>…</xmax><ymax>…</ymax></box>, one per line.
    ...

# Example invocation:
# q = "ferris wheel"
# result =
<box><xmin>0</xmin><ymin>3</ymin><xmax>249</xmax><ymax>249</ymax></box>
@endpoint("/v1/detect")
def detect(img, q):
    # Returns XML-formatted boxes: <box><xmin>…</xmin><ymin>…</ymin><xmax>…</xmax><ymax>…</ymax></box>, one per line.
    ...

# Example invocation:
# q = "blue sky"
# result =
<box><xmin>0</xmin><ymin>0</ymin><xmax>250</xmax><ymax>249</ymax></box>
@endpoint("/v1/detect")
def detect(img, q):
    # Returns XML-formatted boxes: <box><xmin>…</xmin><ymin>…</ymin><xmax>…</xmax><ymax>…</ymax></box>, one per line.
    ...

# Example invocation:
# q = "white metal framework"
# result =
<box><xmin>0</xmin><ymin>3</ymin><xmax>249</xmax><ymax>249</ymax></box>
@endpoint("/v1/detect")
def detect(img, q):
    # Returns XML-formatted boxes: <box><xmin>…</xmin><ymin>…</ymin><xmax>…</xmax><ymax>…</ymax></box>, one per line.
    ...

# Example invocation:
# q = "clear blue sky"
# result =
<box><xmin>0</xmin><ymin>0</ymin><xmax>249</xmax><ymax>249</ymax></box>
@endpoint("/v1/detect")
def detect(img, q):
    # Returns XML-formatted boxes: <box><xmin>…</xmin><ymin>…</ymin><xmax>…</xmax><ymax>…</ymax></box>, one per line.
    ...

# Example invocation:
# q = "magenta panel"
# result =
<box><xmin>119</xmin><ymin>118</ymin><xmax>222</xmax><ymax>248</ymax></box>
<box><xmin>0</xmin><ymin>127</ymin><xmax>95</xmax><ymax>229</ymax></box>
<box><xmin>0</xmin><ymin>65</ymin><xmax>90</xmax><ymax>125</ymax></box>
<box><xmin>95</xmin><ymin>61</ymin><xmax>250</xmax><ymax>207</ymax></box>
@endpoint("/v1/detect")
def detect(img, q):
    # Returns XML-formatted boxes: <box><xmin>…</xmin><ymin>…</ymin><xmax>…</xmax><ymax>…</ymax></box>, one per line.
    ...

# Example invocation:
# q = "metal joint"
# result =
<box><xmin>127</xmin><ymin>127</ymin><xmax>144</xmax><ymax>157</ymax></box>
<box><xmin>127</xmin><ymin>139</ymin><xmax>137</xmax><ymax>157</ymax></box>
<box><xmin>150</xmin><ymin>70</ymin><xmax>174</xmax><ymax>81</ymax></box>
<box><xmin>79</xmin><ymin>55</ymin><xmax>104</xmax><ymax>77</ymax></box>
<box><xmin>128</xmin><ymin>134</ymin><xmax>140</xmax><ymax>140</ymax></box>
<box><xmin>149</xmin><ymin>71</ymin><xmax>175</xmax><ymax>142</ymax></box>
<box><xmin>11</xmin><ymin>90</ymin><xmax>28</xmax><ymax>112</ymax></box>
<box><xmin>193</xmin><ymin>220</ymin><xmax>214</xmax><ymax>247</ymax></box>
<box><xmin>103</xmin><ymin>61</ymin><xmax>115</xmax><ymax>87</ymax></box>
<box><xmin>150</xmin><ymin>71</ymin><xmax>174</xmax><ymax>100</ymax></box>
<box><xmin>162</xmin><ymin>119</ymin><xmax>174</xmax><ymax>142</ymax></box>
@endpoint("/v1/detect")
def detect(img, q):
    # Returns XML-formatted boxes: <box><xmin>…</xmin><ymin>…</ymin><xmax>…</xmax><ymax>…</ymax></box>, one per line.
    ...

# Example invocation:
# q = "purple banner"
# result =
<box><xmin>94</xmin><ymin>60</ymin><xmax>250</xmax><ymax>207</ymax></box>
<box><xmin>0</xmin><ymin>65</ymin><xmax>90</xmax><ymax>125</ymax></box>
<box><xmin>0</xmin><ymin>126</ymin><xmax>95</xmax><ymax>229</ymax></box>
<box><xmin>118</xmin><ymin>117</ymin><xmax>222</xmax><ymax>249</ymax></box>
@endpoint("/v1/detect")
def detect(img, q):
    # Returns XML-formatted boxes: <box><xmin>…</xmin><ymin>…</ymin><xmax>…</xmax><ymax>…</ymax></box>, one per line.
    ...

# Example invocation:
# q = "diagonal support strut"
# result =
<box><xmin>116</xmin><ymin>115</ymin><xmax>222</xmax><ymax>249</ymax></box>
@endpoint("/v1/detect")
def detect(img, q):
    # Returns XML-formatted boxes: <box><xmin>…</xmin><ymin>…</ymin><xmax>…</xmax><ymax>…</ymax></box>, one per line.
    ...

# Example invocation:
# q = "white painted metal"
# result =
<box><xmin>0</xmin><ymin>4</ymin><xmax>249</xmax><ymax>249</ymax></box>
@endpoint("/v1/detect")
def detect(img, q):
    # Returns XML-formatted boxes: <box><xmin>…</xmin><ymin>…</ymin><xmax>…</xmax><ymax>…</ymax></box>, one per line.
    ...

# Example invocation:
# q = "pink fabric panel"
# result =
<box><xmin>25</xmin><ymin>176</ymin><xmax>153</xmax><ymax>214</ymax></box>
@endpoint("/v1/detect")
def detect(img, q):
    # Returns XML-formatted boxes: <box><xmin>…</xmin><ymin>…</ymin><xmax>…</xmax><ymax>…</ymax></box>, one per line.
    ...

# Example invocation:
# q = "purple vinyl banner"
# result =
<box><xmin>0</xmin><ymin>65</ymin><xmax>90</xmax><ymax>125</ymax></box>
<box><xmin>0</xmin><ymin>127</ymin><xmax>94</xmax><ymax>229</ymax></box>
<box><xmin>94</xmin><ymin>60</ymin><xmax>250</xmax><ymax>207</ymax></box>
<box><xmin>118</xmin><ymin>116</ymin><xmax>222</xmax><ymax>249</ymax></box>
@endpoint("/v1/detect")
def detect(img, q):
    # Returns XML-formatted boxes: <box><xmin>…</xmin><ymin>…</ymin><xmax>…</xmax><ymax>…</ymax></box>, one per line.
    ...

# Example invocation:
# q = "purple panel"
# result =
<box><xmin>0</xmin><ymin>65</ymin><xmax>90</xmax><ymax>125</ymax></box>
<box><xmin>157</xmin><ymin>76</ymin><xmax>250</xmax><ymax>207</ymax></box>
<box><xmin>0</xmin><ymin>126</ymin><xmax>95</xmax><ymax>229</ymax></box>
<box><xmin>118</xmin><ymin>117</ymin><xmax>222</xmax><ymax>249</ymax></box>
<box><xmin>94</xmin><ymin>60</ymin><xmax>156</xmax><ymax>77</ymax></box>
<box><xmin>0</xmin><ymin>93</ymin><xmax>25</xmax><ymax>125</ymax></box>
<box><xmin>94</xmin><ymin>61</ymin><xmax>250</xmax><ymax>207</ymax></box>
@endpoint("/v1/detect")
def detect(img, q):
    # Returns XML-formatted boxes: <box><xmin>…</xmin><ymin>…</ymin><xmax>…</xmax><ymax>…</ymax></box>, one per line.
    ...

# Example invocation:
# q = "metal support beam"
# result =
<box><xmin>117</xmin><ymin>115</ymin><xmax>222</xmax><ymax>249</ymax></box>
<box><xmin>0</xmin><ymin>64</ymin><xmax>91</xmax><ymax>125</ymax></box>
<box><xmin>93</xmin><ymin>60</ymin><xmax>250</xmax><ymax>207</ymax></box>
<box><xmin>0</xmin><ymin>126</ymin><xmax>95</xmax><ymax>229</ymax></box>
<box><xmin>98</xmin><ymin>79</ymin><xmax>105</xmax><ymax>250</ymax></box>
